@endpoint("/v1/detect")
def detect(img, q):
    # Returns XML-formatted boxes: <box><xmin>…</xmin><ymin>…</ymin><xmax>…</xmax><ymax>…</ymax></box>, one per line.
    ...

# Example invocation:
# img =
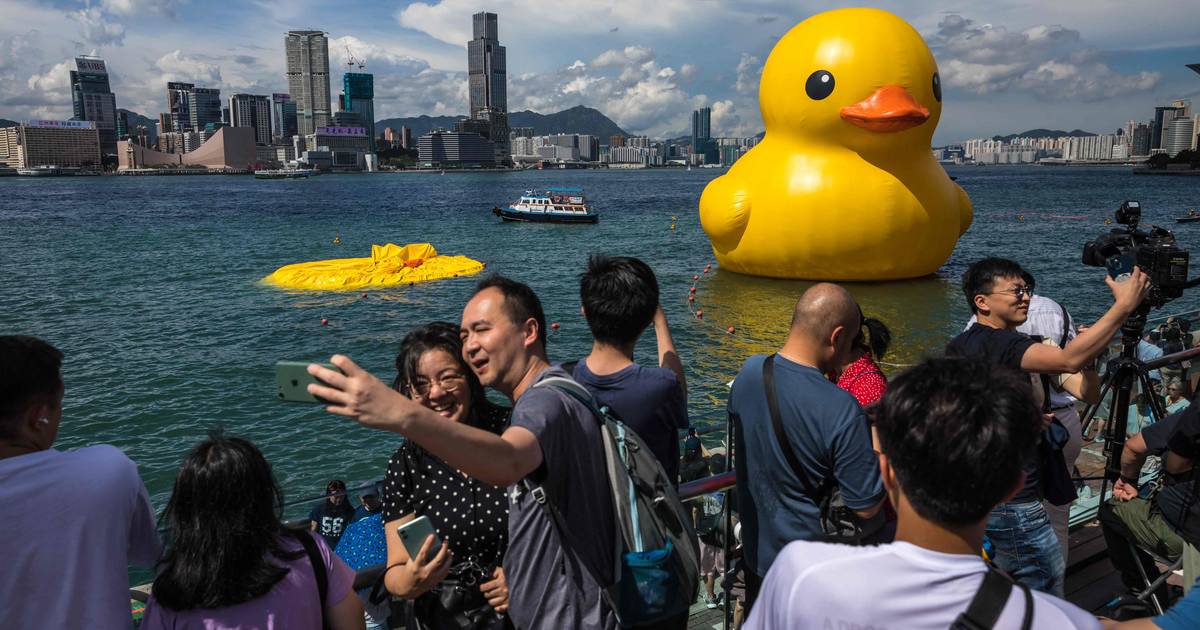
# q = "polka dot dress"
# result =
<box><xmin>382</xmin><ymin>403</ymin><xmax>511</xmax><ymax>568</ymax></box>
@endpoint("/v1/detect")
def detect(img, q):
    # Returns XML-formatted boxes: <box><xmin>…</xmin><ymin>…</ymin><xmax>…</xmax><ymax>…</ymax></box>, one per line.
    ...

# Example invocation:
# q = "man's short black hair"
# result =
<box><xmin>474</xmin><ymin>275</ymin><xmax>547</xmax><ymax>348</ymax></box>
<box><xmin>0</xmin><ymin>336</ymin><xmax>63</xmax><ymax>440</ymax></box>
<box><xmin>579</xmin><ymin>255</ymin><xmax>660</xmax><ymax>346</ymax></box>
<box><xmin>874</xmin><ymin>357</ymin><xmax>1041</xmax><ymax>527</ymax></box>
<box><xmin>961</xmin><ymin>257</ymin><xmax>1028</xmax><ymax>314</ymax></box>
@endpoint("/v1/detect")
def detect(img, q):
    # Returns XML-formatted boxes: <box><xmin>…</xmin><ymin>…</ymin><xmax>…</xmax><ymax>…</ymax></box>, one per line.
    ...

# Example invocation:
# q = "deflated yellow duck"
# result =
<box><xmin>699</xmin><ymin>8</ymin><xmax>972</xmax><ymax>280</ymax></box>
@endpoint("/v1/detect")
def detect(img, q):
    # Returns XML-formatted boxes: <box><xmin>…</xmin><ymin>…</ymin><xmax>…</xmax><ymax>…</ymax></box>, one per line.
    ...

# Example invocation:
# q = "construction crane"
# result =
<box><xmin>344</xmin><ymin>45</ymin><xmax>366</xmax><ymax>71</ymax></box>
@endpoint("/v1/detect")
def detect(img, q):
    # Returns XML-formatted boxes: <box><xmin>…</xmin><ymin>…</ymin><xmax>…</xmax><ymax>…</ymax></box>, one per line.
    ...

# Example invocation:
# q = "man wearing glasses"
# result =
<box><xmin>946</xmin><ymin>257</ymin><xmax>1150</xmax><ymax>597</ymax></box>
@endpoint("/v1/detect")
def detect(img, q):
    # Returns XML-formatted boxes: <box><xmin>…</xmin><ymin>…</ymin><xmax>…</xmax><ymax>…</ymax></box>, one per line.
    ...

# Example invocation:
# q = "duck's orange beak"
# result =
<box><xmin>840</xmin><ymin>85</ymin><xmax>930</xmax><ymax>133</ymax></box>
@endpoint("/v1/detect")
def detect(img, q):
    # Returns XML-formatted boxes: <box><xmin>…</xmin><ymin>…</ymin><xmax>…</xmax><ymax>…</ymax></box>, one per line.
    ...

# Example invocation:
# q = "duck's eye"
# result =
<box><xmin>932</xmin><ymin>72</ymin><xmax>942</xmax><ymax>102</ymax></box>
<box><xmin>805</xmin><ymin>70</ymin><xmax>835</xmax><ymax>100</ymax></box>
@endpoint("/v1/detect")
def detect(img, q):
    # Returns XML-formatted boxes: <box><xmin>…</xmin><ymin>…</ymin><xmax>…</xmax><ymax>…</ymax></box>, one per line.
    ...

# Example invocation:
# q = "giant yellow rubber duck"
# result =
<box><xmin>699</xmin><ymin>8</ymin><xmax>972</xmax><ymax>280</ymax></box>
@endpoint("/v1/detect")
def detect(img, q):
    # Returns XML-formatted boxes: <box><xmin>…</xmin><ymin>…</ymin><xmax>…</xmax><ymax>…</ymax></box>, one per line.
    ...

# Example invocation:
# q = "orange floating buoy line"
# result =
<box><xmin>685</xmin><ymin>260</ymin><xmax>778</xmax><ymax>349</ymax></box>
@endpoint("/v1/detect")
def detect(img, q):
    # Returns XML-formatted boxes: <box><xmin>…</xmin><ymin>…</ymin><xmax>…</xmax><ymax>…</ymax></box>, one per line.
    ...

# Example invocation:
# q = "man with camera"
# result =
<box><xmin>947</xmin><ymin>257</ymin><xmax>1150</xmax><ymax>596</ymax></box>
<box><xmin>1100</xmin><ymin>398</ymin><xmax>1200</xmax><ymax>604</ymax></box>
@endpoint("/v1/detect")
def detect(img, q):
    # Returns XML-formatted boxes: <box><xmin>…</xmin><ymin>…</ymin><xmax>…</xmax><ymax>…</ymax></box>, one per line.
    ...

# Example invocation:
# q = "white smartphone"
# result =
<box><xmin>397</xmin><ymin>515</ymin><xmax>442</xmax><ymax>560</ymax></box>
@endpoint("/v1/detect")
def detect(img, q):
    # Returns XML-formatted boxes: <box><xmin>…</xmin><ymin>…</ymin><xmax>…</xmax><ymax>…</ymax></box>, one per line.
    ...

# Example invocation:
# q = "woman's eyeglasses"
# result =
<box><xmin>410</xmin><ymin>372</ymin><xmax>467</xmax><ymax>398</ymax></box>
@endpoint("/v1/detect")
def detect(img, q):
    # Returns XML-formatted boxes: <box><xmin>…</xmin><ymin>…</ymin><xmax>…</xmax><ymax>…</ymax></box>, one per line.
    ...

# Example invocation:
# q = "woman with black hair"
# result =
<box><xmin>142</xmin><ymin>432</ymin><xmax>364</xmax><ymax>629</ymax></box>
<box><xmin>837</xmin><ymin>316</ymin><xmax>892</xmax><ymax>407</ymax></box>
<box><xmin>382</xmin><ymin>321</ymin><xmax>513</xmax><ymax>630</ymax></box>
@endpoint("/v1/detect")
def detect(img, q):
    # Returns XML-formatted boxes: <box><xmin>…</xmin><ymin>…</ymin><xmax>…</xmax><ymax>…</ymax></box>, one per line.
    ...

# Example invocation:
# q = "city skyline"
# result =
<box><xmin>2</xmin><ymin>1</ymin><xmax>1199</xmax><ymax>145</ymax></box>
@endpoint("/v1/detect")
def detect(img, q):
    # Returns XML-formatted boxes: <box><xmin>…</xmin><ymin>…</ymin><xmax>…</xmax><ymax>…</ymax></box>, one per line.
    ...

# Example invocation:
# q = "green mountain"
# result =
<box><xmin>991</xmin><ymin>129</ymin><xmax>1095</xmax><ymax>142</ymax></box>
<box><xmin>119</xmin><ymin>109</ymin><xmax>159</xmax><ymax>142</ymax></box>
<box><xmin>376</xmin><ymin>105</ymin><xmax>628</xmax><ymax>139</ymax></box>
<box><xmin>0</xmin><ymin>118</ymin><xmax>18</xmax><ymax>128</ymax></box>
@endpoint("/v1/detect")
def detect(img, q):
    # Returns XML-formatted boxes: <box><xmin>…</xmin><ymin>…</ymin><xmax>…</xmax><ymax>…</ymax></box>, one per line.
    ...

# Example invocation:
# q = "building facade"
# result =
<box><xmin>166</xmin><ymin>82</ymin><xmax>194</xmax><ymax>132</ymax></box>
<box><xmin>190</xmin><ymin>88</ymin><xmax>222</xmax><ymax>131</ymax></box>
<box><xmin>0</xmin><ymin>120</ymin><xmax>102</xmax><ymax>168</ymax></box>
<box><xmin>286</xmin><ymin>30</ymin><xmax>332</xmax><ymax>137</ymax></box>
<box><xmin>70</xmin><ymin>56</ymin><xmax>118</xmax><ymax>158</ymax></box>
<box><xmin>342</xmin><ymin>72</ymin><xmax>375</xmax><ymax>151</ymax></box>
<box><xmin>468</xmin><ymin>12</ymin><xmax>506</xmax><ymax>117</ymax></box>
<box><xmin>1163</xmin><ymin>116</ymin><xmax>1196</xmax><ymax>156</ymax></box>
<box><xmin>229</xmin><ymin>94</ymin><xmax>272</xmax><ymax>145</ymax></box>
<box><xmin>691</xmin><ymin>107</ymin><xmax>716</xmax><ymax>164</ymax></box>
<box><xmin>418</xmin><ymin>130</ymin><xmax>495</xmax><ymax>167</ymax></box>
<box><xmin>270</xmin><ymin>93</ymin><xmax>298</xmax><ymax>144</ymax></box>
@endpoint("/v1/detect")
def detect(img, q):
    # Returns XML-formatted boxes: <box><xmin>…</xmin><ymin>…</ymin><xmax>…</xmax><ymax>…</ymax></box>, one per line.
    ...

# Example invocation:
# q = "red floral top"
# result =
<box><xmin>837</xmin><ymin>355</ymin><xmax>887</xmax><ymax>407</ymax></box>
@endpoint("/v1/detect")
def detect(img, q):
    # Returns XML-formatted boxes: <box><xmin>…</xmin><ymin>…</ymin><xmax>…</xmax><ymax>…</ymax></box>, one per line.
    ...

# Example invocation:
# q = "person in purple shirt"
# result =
<box><xmin>143</xmin><ymin>432</ymin><xmax>363</xmax><ymax>630</ymax></box>
<box><xmin>569</xmin><ymin>255</ymin><xmax>689</xmax><ymax>482</ymax></box>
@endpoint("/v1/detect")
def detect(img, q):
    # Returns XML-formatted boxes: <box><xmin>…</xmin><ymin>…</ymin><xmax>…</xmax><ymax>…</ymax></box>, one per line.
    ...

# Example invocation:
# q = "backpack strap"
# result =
<box><xmin>560</xmin><ymin>360</ymin><xmax>579</xmax><ymax>375</ymax></box>
<box><xmin>763</xmin><ymin>355</ymin><xmax>830</xmax><ymax>503</ymax></box>
<box><xmin>292</xmin><ymin>530</ymin><xmax>331</xmax><ymax>630</ymax></box>
<box><xmin>1059</xmin><ymin>302</ymin><xmax>1072</xmax><ymax>348</ymax></box>
<box><xmin>950</xmin><ymin>568</ymin><xmax>1034</xmax><ymax>630</ymax></box>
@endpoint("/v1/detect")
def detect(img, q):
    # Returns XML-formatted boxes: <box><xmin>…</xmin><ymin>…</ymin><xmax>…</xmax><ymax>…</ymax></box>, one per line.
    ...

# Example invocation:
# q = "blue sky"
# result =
<box><xmin>2</xmin><ymin>0</ymin><xmax>1198</xmax><ymax>144</ymax></box>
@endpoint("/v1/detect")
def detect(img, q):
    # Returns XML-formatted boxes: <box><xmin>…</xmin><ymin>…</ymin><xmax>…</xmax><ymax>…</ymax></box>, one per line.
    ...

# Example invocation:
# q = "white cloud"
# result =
<box><xmin>734</xmin><ymin>53</ymin><xmax>761</xmax><ymax>95</ymax></box>
<box><xmin>101</xmin><ymin>0</ymin><xmax>187</xmax><ymax>18</ymax></box>
<box><xmin>329</xmin><ymin>35</ymin><xmax>467</xmax><ymax>119</ymax></box>
<box><xmin>930</xmin><ymin>14</ymin><xmax>1161</xmax><ymax>101</ymax></box>
<box><xmin>69</xmin><ymin>7</ymin><xmax>126</xmax><ymax>47</ymax></box>
<box><xmin>567</xmin><ymin>60</ymin><xmax>586</xmax><ymax>71</ymax></box>
<box><xmin>154</xmin><ymin>50</ymin><xmax>221</xmax><ymax>84</ymax></box>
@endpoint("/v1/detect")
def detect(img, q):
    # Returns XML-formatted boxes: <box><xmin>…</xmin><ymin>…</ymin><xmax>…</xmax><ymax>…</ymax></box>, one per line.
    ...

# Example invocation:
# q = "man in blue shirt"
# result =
<box><xmin>729</xmin><ymin>283</ymin><xmax>885</xmax><ymax>614</ymax></box>
<box><xmin>570</xmin><ymin>255</ymin><xmax>689</xmax><ymax>482</ymax></box>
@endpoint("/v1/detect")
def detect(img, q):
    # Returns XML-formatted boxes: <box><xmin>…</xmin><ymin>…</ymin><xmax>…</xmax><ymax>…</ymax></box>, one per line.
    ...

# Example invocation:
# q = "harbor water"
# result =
<box><xmin>3</xmin><ymin>165</ymin><xmax>1199</xmax><ymax>517</ymax></box>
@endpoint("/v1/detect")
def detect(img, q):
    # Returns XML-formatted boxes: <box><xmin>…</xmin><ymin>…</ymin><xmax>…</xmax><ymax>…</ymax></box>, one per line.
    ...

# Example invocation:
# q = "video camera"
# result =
<box><xmin>1082</xmin><ymin>200</ymin><xmax>1190</xmax><ymax>308</ymax></box>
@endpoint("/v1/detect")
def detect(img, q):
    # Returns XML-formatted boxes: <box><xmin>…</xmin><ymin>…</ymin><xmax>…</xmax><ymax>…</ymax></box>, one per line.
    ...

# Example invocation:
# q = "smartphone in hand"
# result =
<box><xmin>397</xmin><ymin>515</ymin><xmax>442</xmax><ymax>560</ymax></box>
<box><xmin>276</xmin><ymin>361</ymin><xmax>342</xmax><ymax>403</ymax></box>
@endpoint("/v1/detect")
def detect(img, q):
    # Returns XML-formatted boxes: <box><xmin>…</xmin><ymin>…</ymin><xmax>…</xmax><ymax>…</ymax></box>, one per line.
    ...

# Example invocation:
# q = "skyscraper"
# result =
<box><xmin>270</xmin><ymin>93</ymin><xmax>298</xmax><ymax>144</ymax></box>
<box><xmin>166</xmin><ymin>82</ymin><xmax>194</xmax><ymax>132</ymax></box>
<box><xmin>70</xmin><ymin>55</ymin><xmax>118</xmax><ymax>158</ymax></box>
<box><xmin>692</xmin><ymin>107</ymin><xmax>715</xmax><ymax>164</ymax></box>
<box><xmin>190</xmin><ymin>87</ymin><xmax>222</xmax><ymax>131</ymax></box>
<box><xmin>229</xmin><ymin>94</ymin><xmax>272</xmax><ymax>145</ymax></box>
<box><xmin>286</xmin><ymin>30</ymin><xmax>332</xmax><ymax>137</ymax></box>
<box><xmin>1152</xmin><ymin>105</ymin><xmax>1185</xmax><ymax>151</ymax></box>
<box><xmin>342</xmin><ymin>72</ymin><xmax>375</xmax><ymax>151</ymax></box>
<box><xmin>468</xmin><ymin>12</ymin><xmax>507</xmax><ymax>117</ymax></box>
<box><xmin>1163</xmin><ymin>116</ymin><xmax>1195</xmax><ymax>156</ymax></box>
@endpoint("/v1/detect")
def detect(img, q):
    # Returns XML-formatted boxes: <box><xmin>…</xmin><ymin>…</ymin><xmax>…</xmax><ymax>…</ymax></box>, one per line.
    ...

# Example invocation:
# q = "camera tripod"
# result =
<box><xmin>1079</xmin><ymin>305</ymin><xmax>1165</xmax><ymax>502</ymax></box>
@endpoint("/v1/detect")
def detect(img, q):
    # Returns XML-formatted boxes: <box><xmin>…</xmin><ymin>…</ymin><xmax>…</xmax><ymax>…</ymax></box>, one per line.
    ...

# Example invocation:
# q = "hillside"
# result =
<box><xmin>991</xmin><ymin>129</ymin><xmax>1095</xmax><ymax>142</ymax></box>
<box><xmin>376</xmin><ymin>105</ymin><xmax>628</xmax><ymax>139</ymax></box>
<box><xmin>0</xmin><ymin>118</ymin><xmax>17</xmax><ymax>128</ymax></box>
<box><xmin>119</xmin><ymin>109</ymin><xmax>159</xmax><ymax>142</ymax></box>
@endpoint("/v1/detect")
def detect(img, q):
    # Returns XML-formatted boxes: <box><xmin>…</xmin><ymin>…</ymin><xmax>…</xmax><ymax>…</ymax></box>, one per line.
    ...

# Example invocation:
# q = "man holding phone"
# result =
<box><xmin>308</xmin><ymin>276</ymin><xmax>619</xmax><ymax>630</ymax></box>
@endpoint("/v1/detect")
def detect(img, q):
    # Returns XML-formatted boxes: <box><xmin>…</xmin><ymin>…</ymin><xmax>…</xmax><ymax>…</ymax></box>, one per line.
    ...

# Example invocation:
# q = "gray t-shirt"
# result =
<box><xmin>505</xmin><ymin>367</ymin><xmax>618</xmax><ymax>630</ymax></box>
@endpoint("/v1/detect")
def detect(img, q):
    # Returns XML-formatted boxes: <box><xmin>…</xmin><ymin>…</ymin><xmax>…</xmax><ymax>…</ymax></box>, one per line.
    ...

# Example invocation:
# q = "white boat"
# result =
<box><xmin>254</xmin><ymin>168</ymin><xmax>315</xmax><ymax>179</ymax></box>
<box><xmin>492</xmin><ymin>188</ymin><xmax>598</xmax><ymax>224</ymax></box>
<box><xmin>17</xmin><ymin>166</ymin><xmax>60</xmax><ymax>176</ymax></box>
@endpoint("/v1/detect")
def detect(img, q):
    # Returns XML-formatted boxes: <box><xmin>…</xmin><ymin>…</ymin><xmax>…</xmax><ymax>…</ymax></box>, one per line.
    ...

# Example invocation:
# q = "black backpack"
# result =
<box><xmin>950</xmin><ymin>568</ymin><xmax>1033</xmax><ymax>630</ymax></box>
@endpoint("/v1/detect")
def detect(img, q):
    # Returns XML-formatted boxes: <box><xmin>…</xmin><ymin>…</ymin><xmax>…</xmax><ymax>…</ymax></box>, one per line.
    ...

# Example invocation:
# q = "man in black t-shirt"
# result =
<box><xmin>945</xmin><ymin>257</ymin><xmax>1149</xmax><ymax>596</ymax></box>
<box><xmin>309</xmin><ymin>479</ymin><xmax>357</xmax><ymax>548</ymax></box>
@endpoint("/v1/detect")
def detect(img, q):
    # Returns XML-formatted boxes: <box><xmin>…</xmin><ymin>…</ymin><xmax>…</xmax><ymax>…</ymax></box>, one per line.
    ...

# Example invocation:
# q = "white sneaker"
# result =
<box><xmin>706</xmin><ymin>596</ymin><xmax>719</xmax><ymax>609</ymax></box>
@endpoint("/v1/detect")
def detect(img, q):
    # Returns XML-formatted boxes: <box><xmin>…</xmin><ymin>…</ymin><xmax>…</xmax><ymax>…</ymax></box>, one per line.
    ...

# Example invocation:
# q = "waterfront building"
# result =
<box><xmin>383</xmin><ymin>127</ymin><xmax>397</xmax><ymax>148</ymax></box>
<box><xmin>0</xmin><ymin>120</ymin><xmax>101</xmax><ymax>168</ymax></box>
<box><xmin>1152</xmin><ymin>106</ymin><xmax>1186</xmax><ymax>151</ymax></box>
<box><xmin>157</xmin><ymin>113</ymin><xmax>171</xmax><ymax>137</ymax></box>
<box><xmin>691</xmin><ymin>107</ymin><xmax>717</xmax><ymax>164</ymax></box>
<box><xmin>1163</xmin><ymin>116</ymin><xmax>1195</xmax><ymax>156</ymax></box>
<box><xmin>116</xmin><ymin>111</ymin><xmax>129</xmax><ymax>141</ymax></box>
<box><xmin>304</xmin><ymin>126</ymin><xmax>370</xmax><ymax>169</ymax></box>
<box><xmin>270</xmin><ymin>93</ymin><xmax>298</xmax><ymax>144</ymax></box>
<box><xmin>286</xmin><ymin>30</ymin><xmax>332</xmax><ymax>137</ymax></box>
<box><xmin>610</xmin><ymin>135</ymin><xmax>626</xmax><ymax>148</ymax></box>
<box><xmin>1063</xmin><ymin>134</ymin><xmax>1117</xmax><ymax>161</ymax></box>
<box><xmin>229</xmin><ymin>94</ymin><xmax>272</xmax><ymax>145</ymax></box>
<box><xmin>256</xmin><ymin>143</ymin><xmax>295</xmax><ymax>166</ymax></box>
<box><xmin>418</xmin><ymin>130</ymin><xmax>495</xmax><ymax>167</ymax></box>
<box><xmin>70</xmin><ymin>56</ymin><xmax>118</xmax><ymax>158</ymax></box>
<box><xmin>119</xmin><ymin>126</ymin><xmax>256</xmax><ymax>171</ymax></box>
<box><xmin>342</xmin><ymin>72</ymin><xmax>375</xmax><ymax>151</ymax></box>
<box><xmin>400</xmin><ymin>126</ymin><xmax>412</xmax><ymax>149</ymax></box>
<box><xmin>190</xmin><ymin>88</ymin><xmax>222</xmax><ymax>131</ymax></box>
<box><xmin>166</xmin><ymin>82</ymin><xmax>193</xmax><ymax>131</ymax></box>
<box><xmin>468</xmin><ymin>12</ymin><xmax>506</xmax><ymax>117</ymax></box>
<box><xmin>510</xmin><ymin>127</ymin><xmax>534</xmax><ymax>139</ymax></box>
<box><xmin>578</xmin><ymin>135</ymin><xmax>599</xmax><ymax>162</ymax></box>
<box><xmin>1130</xmin><ymin>123</ymin><xmax>1152</xmax><ymax>157</ymax></box>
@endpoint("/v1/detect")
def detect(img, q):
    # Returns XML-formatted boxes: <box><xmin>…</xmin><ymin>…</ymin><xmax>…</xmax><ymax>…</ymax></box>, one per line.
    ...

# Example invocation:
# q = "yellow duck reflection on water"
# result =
<box><xmin>699</xmin><ymin>8</ymin><xmax>972</xmax><ymax>281</ymax></box>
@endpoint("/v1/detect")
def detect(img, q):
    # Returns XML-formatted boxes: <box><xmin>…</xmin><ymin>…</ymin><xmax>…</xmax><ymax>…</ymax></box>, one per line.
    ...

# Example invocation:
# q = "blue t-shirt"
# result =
<box><xmin>729</xmin><ymin>353</ymin><xmax>884</xmax><ymax>576</ymax></box>
<box><xmin>570</xmin><ymin>361</ymin><xmax>689</xmax><ymax>482</ymax></box>
<box><xmin>1156</xmin><ymin>574</ymin><xmax>1200</xmax><ymax>630</ymax></box>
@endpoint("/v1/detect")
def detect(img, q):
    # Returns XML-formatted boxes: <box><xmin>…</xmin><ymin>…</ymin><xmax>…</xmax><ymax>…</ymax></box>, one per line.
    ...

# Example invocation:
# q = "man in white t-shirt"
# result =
<box><xmin>745</xmin><ymin>357</ymin><xmax>1100</xmax><ymax>630</ymax></box>
<box><xmin>0</xmin><ymin>336</ymin><xmax>161</xmax><ymax>629</ymax></box>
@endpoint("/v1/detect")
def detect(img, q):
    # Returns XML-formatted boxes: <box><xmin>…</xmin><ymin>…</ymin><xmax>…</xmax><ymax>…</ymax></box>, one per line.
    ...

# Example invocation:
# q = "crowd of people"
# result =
<box><xmin>3</xmin><ymin>253</ymin><xmax>1200</xmax><ymax>630</ymax></box>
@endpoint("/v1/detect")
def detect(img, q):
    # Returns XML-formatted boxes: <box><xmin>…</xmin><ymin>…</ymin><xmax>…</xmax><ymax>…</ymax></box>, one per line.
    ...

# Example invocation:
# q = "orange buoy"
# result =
<box><xmin>689</xmin><ymin>287</ymin><xmax>696</xmax><ymax>294</ymax></box>
<box><xmin>693</xmin><ymin>274</ymin><xmax>700</xmax><ymax>281</ymax></box>
<box><xmin>551</xmin><ymin>322</ymin><xmax>560</xmax><ymax>331</ymax></box>
<box><xmin>688</xmin><ymin>295</ymin><xmax>695</xmax><ymax>302</ymax></box>
<box><xmin>727</xmin><ymin>326</ymin><xmax>735</xmax><ymax>334</ymax></box>
<box><xmin>704</xmin><ymin>265</ymin><xmax>712</xmax><ymax>273</ymax></box>
<box><xmin>321</xmin><ymin>318</ymin><xmax>329</xmax><ymax>326</ymax></box>
<box><xmin>696</xmin><ymin>310</ymin><xmax>704</xmax><ymax>319</ymax></box>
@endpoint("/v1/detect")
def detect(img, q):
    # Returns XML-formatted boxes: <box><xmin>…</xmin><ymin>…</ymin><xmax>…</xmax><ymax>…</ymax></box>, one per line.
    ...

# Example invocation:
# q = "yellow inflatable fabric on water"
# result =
<box><xmin>699</xmin><ymin>8</ymin><xmax>973</xmax><ymax>281</ymax></box>
<box><xmin>264</xmin><ymin>243</ymin><xmax>484</xmax><ymax>291</ymax></box>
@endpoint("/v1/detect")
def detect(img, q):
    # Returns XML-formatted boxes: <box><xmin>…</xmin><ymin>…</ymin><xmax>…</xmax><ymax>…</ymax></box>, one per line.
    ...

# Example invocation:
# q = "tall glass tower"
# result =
<box><xmin>70</xmin><ymin>56</ymin><xmax>118</xmax><ymax>159</ymax></box>
<box><xmin>467</xmin><ymin>12</ymin><xmax>506</xmax><ymax>117</ymax></box>
<box><xmin>285</xmin><ymin>30</ymin><xmax>331</xmax><ymax>137</ymax></box>
<box><xmin>343</xmin><ymin>72</ymin><xmax>375</xmax><ymax>151</ymax></box>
